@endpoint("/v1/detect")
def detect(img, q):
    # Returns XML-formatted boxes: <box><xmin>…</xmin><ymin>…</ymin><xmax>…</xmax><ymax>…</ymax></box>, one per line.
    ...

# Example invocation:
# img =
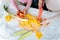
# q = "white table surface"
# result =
<box><xmin>0</xmin><ymin>0</ymin><xmax>60</xmax><ymax>40</ymax></box>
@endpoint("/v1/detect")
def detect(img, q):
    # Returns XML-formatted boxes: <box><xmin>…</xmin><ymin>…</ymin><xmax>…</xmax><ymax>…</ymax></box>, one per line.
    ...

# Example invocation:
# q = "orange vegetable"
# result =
<box><xmin>38</xmin><ymin>8</ymin><xmax>43</xmax><ymax>21</ymax></box>
<box><xmin>17</xmin><ymin>10</ymin><xmax>24</xmax><ymax>18</ymax></box>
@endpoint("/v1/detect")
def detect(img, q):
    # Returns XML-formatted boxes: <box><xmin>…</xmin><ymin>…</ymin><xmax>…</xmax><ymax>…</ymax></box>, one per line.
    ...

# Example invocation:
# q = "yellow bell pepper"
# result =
<box><xmin>5</xmin><ymin>15</ymin><xmax>12</xmax><ymax>22</ymax></box>
<box><xmin>36</xmin><ymin>32</ymin><xmax>43</xmax><ymax>39</ymax></box>
<box><xmin>19</xmin><ymin>13</ymin><xmax>41</xmax><ymax>31</ymax></box>
<box><xmin>19</xmin><ymin>13</ymin><xmax>42</xmax><ymax>39</ymax></box>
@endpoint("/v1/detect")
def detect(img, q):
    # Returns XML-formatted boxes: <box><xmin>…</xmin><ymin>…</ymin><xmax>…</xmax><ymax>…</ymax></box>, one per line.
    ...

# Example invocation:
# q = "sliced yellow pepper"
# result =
<box><xmin>19</xmin><ymin>13</ymin><xmax>42</xmax><ymax>39</ymax></box>
<box><xmin>19</xmin><ymin>13</ymin><xmax>41</xmax><ymax>31</ymax></box>
<box><xmin>33</xmin><ymin>18</ymin><xmax>40</xmax><ymax>27</ymax></box>
<box><xmin>5</xmin><ymin>15</ymin><xmax>12</xmax><ymax>22</ymax></box>
<box><xmin>36</xmin><ymin>32</ymin><xmax>43</xmax><ymax>39</ymax></box>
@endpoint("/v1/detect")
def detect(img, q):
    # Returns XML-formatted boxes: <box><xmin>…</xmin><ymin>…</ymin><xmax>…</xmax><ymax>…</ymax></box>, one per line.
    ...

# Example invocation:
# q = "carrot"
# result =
<box><xmin>38</xmin><ymin>0</ymin><xmax>44</xmax><ymax>21</ymax></box>
<box><xmin>38</xmin><ymin>8</ymin><xmax>43</xmax><ymax>21</ymax></box>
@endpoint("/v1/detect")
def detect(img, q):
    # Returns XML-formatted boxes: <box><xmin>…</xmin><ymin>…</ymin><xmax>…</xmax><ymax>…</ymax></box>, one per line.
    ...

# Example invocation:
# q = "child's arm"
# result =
<box><xmin>38</xmin><ymin>0</ymin><xmax>43</xmax><ymax>8</ymax></box>
<box><xmin>10</xmin><ymin>0</ymin><xmax>19</xmax><ymax>10</ymax></box>
<box><xmin>23</xmin><ymin>0</ymin><xmax>32</xmax><ymax>12</ymax></box>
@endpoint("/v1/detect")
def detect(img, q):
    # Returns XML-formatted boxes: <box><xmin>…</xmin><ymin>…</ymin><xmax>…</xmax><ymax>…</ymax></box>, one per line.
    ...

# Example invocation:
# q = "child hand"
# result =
<box><xmin>23</xmin><ymin>9</ymin><xmax>27</xmax><ymax>16</ymax></box>
<box><xmin>38</xmin><ymin>0</ymin><xmax>44</xmax><ymax>8</ymax></box>
<box><xmin>41</xmin><ymin>18</ymin><xmax>50</xmax><ymax>26</ymax></box>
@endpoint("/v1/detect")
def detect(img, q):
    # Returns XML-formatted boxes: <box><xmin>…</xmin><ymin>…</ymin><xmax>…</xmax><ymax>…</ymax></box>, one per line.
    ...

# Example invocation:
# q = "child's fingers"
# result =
<box><xmin>42</xmin><ymin>18</ymin><xmax>47</xmax><ymax>21</ymax></box>
<box><xmin>41</xmin><ymin>19</ymin><xmax>50</xmax><ymax>26</ymax></box>
<box><xmin>23</xmin><ymin>9</ymin><xmax>27</xmax><ymax>16</ymax></box>
<box><xmin>23</xmin><ymin>11</ymin><xmax>26</xmax><ymax>15</ymax></box>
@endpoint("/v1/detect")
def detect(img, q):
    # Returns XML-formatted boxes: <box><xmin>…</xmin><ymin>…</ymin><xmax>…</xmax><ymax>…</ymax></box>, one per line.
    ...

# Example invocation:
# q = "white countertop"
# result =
<box><xmin>0</xmin><ymin>0</ymin><xmax>60</xmax><ymax>40</ymax></box>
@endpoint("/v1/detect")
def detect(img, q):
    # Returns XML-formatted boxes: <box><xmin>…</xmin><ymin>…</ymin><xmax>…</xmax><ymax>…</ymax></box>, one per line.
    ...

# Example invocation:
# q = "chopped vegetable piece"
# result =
<box><xmin>18</xmin><ymin>31</ymin><xmax>32</xmax><ymax>40</ymax></box>
<box><xmin>5</xmin><ymin>15</ymin><xmax>12</xmax><ymax>22</ymax></box>
<box><xmin>13</xmin><ymin>30</ymin><xmax>28</xmax><ymax>36</ymax></box>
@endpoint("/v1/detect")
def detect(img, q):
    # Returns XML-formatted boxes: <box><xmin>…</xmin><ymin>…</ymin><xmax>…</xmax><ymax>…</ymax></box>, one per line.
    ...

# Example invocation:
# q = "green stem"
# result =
<box><xmin>4</xmin><ymin>5</ymin><xmax>9</xmax><ymax>12</ymax></box>
<box><xmin>3</xmin><ymin>5</ymin><xmax>14</xmax><ymax>15</ymax></box>
<box><xmin>13</xmin><ymin>30</ymin><xmax>28</xmax><ymax>36</ymax></box>
<box><xmin>18</xmin><ymin>31</ymin><xmax>32</xmax><ymax>40</ymax></box>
